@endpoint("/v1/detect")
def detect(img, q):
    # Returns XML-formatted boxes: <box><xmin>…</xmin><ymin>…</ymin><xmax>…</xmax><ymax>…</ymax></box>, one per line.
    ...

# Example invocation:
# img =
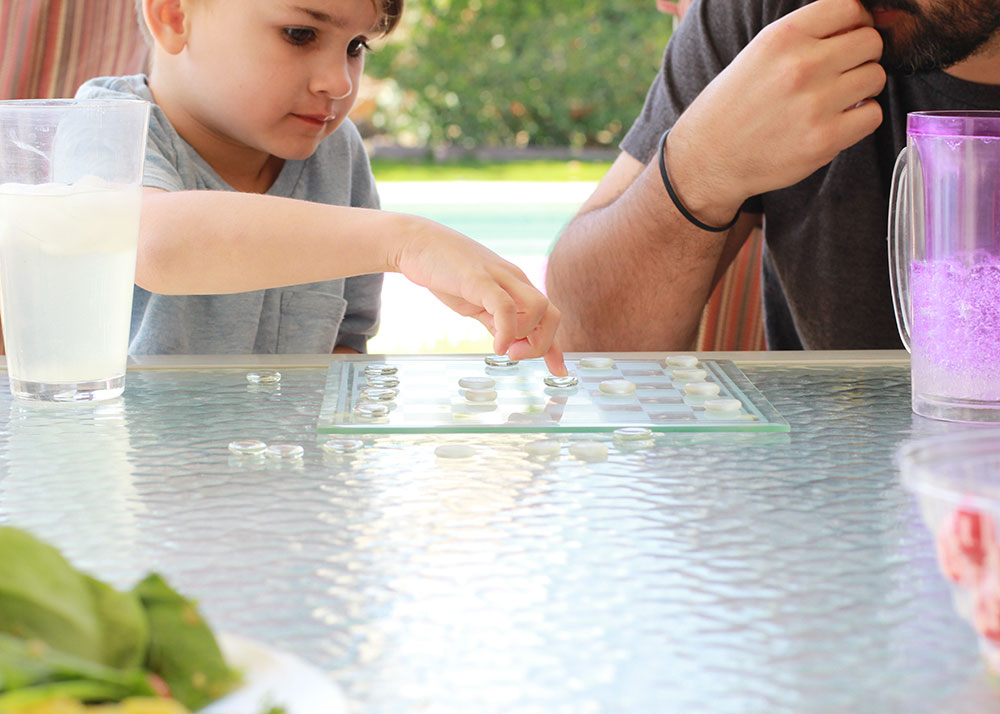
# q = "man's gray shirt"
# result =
<box><xmin>621</xmin><ymin>0</ymin><xmax>1000</xmax><ymax>349</ymax></box>
<box><xmin>77</xmin><ymin>75</ymin><xmax>382</xmax><ymax>354</ymax></box>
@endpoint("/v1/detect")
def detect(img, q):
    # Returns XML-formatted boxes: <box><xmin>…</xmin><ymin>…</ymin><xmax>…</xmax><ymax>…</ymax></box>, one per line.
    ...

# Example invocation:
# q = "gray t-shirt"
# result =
<box><xmin>76</xmin><ymin>74</ymin><xmax>382</xmax><ymax>354</ymax></box>
<box><xmin>621</xmin><ymin>0</ymin><xmax>1000</xmax><ymax>349</ymax></box>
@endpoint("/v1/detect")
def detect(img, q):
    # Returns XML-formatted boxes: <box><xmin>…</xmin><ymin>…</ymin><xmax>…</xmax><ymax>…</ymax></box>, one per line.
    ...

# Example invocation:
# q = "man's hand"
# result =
<box><xmin>668</xmin><ymin>0</ymin><xmax>885</xmax><ymax>225</ymax></box>
<box><xmin>393</xmin><ymin>216</ymin><xmax>567</xmax><ymax>376</ymax></box>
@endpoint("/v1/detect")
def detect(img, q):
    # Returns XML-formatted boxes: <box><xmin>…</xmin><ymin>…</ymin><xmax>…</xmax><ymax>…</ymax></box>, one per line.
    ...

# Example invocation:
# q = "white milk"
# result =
<box><xmin>0</xmin><ymin>180</ymin><xmax>140</xmax><ymax>384</ymax></box>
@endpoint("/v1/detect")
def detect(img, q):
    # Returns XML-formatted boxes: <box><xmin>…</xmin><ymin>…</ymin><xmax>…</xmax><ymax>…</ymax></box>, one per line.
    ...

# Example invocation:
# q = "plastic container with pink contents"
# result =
<box><xmin>898</xmin><ymin>429</ymin><xmax>1000</xmax><ymax>674</ymax></box>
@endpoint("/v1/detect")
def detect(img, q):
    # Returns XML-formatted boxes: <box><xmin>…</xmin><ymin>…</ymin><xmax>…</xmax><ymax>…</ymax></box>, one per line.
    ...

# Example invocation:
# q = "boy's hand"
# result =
<box><xmin>392</xmin><ymin>217</ymin><xmax>568</xmax><ymax>376</ymax></box>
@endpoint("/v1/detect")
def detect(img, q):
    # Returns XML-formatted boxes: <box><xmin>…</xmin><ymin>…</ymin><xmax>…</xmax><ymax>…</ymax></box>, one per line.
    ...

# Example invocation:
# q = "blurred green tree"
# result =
<box><xmin>364</xmin><ymin>0</ymin><xmax>673</xmax><ymax>150</ymax></box>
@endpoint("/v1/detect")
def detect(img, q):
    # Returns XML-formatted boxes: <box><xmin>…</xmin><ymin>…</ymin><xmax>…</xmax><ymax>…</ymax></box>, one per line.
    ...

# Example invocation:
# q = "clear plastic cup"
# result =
<box><xmin>0</xmin><ymin>99</ymin><xmax>149</xmax><ymax>401</ymax></box>
<box><xmin>898</xmin><ymin>430</ymin><xmax>1000</xmax><ymax>674</ymax></box>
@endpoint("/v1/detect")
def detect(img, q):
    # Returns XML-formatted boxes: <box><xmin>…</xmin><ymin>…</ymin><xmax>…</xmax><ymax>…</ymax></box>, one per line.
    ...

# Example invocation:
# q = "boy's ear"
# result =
<box><xmin>144</xmin><ymin>0</ymin><xmax>190</xmax><ymax>55</ymax></box>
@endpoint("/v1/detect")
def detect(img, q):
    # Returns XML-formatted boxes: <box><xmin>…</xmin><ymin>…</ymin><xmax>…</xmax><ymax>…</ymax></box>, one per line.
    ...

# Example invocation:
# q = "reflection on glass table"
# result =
<box><xmin>0</xmin><ymin>352</ymin><xmax>997</xmax><ymax>714</ymax></box>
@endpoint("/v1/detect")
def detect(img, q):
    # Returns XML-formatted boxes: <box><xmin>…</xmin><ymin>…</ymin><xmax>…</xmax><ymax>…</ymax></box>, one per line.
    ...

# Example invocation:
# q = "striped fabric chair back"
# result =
<box><xmin>695</xmin><ymin>227</ymin><xmax>766</xmax><ymax>351</ymax></box>
<box><xmin>1</xmin><ymin>0</ymin><xmax>148</xmax><ymax>100</ymax></box>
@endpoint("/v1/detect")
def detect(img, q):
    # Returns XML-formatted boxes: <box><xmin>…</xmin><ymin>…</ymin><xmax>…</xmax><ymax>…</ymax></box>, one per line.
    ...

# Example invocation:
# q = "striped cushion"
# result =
<box><xmin>0</xmin><ymin>0</ymin><xmax>147</xmax><ymax>100</ymax></box>
<box><xmin>695</xmin><ymin>227</ymin><xmax>765</xmax><ymax>351</ymax></box>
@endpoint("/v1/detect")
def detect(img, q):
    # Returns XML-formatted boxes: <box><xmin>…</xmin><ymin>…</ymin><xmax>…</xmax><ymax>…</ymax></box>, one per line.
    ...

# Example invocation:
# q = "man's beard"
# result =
<box><xmin>859</xmin><ymin>0</ymin><xmax>1000</xmax><ymax>73</ymax></box>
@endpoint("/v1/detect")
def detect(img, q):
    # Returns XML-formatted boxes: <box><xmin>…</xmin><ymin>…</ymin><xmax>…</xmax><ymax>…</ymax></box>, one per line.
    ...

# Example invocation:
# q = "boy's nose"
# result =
<box><xmin>312</xmin><ymin>61</ymin><xmax>353</xmax><ymax>100</ymax></box>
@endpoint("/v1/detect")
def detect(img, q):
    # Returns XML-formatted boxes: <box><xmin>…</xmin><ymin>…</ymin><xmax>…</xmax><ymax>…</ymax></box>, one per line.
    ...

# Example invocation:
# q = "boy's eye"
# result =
<box><xmin>347</xmin><ymin>37</ymin><xmax>371</xmax><ymax>57</ymax></box>
<box><xmin>283</xmin><ymin>27</ymin><xmax>317</xmax><ymax>46</ymax></box>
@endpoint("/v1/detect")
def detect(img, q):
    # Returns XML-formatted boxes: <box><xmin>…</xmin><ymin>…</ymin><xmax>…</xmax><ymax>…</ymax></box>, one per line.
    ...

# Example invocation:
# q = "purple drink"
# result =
<box><xmin>911</xmin><ymin>254</ymin><xmax>1000</xmax><ymax>403</ymax></box>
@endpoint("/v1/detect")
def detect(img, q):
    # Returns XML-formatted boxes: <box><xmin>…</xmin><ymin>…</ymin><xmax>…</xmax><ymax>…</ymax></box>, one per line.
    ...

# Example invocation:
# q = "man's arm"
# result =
<box><xmin>547</xmin><ymin>0</ymin><xmax>885</xmax><ymax>351</ymax></box>
<box><xmin>546</xmin><ymin>151</ymin><xmax>757</xmax><ymax>351</ymax></box>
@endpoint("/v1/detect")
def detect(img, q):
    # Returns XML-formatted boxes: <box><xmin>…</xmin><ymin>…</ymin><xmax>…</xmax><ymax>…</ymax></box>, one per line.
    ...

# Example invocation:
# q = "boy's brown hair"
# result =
<box><xmin>134</xmin><ymin>0</ymin><xmax>404</xmax><ymax>46</ymax></box>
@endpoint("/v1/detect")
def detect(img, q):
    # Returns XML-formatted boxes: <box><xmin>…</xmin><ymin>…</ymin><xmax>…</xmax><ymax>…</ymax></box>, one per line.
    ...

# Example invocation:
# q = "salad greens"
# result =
<box><xmin>0</xmin><ymin>527</ymin><xmax>240</xmax><ymax>712</ymax></box>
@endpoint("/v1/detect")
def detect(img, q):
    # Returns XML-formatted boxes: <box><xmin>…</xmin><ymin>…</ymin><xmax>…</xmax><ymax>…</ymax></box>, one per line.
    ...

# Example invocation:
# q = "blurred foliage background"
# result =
<box><xmin>360</xmin><ymin>0</ymin><xmax>673</xmax><ymax>152</ymax></box>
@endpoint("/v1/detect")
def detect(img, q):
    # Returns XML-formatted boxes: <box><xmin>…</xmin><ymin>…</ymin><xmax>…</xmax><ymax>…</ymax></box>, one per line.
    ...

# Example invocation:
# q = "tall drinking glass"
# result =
<box><xmin>0</xmin><ymin>99</ymin><xmax>149</xmax><ymax>402</ymax></box>
<box><xmin>889</xmin><ymin>111</ymin><xmax>1000</xmax><ymax>423</ymax></box>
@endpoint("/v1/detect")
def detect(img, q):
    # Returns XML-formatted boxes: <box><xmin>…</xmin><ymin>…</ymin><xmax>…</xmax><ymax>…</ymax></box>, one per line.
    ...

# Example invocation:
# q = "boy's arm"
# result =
<box><xmin>139</xmin><ymin>189</ymin><xmax>566</xmax><ymax>374</ymax></box>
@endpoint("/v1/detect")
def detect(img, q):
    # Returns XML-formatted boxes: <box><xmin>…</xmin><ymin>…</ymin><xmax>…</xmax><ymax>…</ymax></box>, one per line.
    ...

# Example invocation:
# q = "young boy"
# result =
<box><xmin>76</xmin><ymin>0</ymin><xmax>565</xmax><ymax>374</ymax></box>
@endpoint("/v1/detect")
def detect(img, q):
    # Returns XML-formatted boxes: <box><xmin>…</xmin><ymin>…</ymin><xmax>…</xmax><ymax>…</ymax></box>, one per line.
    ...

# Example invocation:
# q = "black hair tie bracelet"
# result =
<box><xmin>657</xmin><ymin>129</ymin><xmax>740</xmax><ymax>233</ymax></box>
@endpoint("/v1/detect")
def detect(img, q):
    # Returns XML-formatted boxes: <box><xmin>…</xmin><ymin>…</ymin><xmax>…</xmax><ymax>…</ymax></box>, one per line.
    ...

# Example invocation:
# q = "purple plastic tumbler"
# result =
<box><xmin>889</xmin><ymin>111</ymin><xmax>1000</xmax><ymax>422</ymax></box>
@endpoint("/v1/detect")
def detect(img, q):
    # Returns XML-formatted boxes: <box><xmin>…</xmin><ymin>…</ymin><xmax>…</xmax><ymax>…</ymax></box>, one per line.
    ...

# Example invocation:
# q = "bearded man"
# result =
<box><xmin>546</xmin><ymin>0</ymin><xmax>1000</xmax><ymax>351</ymax></box>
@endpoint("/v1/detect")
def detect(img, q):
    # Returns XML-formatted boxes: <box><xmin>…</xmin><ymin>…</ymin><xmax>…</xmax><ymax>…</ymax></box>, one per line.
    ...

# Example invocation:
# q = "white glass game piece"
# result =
<box><xmin>459</xmin><ymin>376</ymin><xmax>496</xmax><ymax>389</ymax></box>
<box><xmin>435</xmin><ymin>444</ymin><xmax>475</xmax><ymax>459</ymax></box>
<box><xmin>579</xmin><ymin>357</ymin><xmax>615</xmax><ymax>369</ymax></box>
<box><xmin>704</xmin><ymin>398</ymin><xmax>742</xmax><ymax>413</ymax></box>
<box><xmin>525</xmin><ymin>439</ymin><xmax>561</xmax><ymax>457</ymax></box>
<box><xmin>613</xmin><ymin>427</ymin><xmax>653</xmax><ymax>441</ymax></box>
<box><xmin>672</xmin><ymin>368</ymin><xmax>708</xmax><ymax>382</ymax></box>
<box><xmin>360</xmin><ymin>387</ymin><xmax>398</xmax><ymax>401</ymax></box>
<box><xmin>322</xmin><ymin>438</ymin><xmax>364</xmax><ymax>454</ymax></box>
<box><xmin>228</xmin><ymin>439</ymin><xmax>267</xmax><ymax>456</ymax></box>
<box><xmin>684</xmin><ymin>382</ymin><xmax>721</xmax><ymax>397</ymax></box>
<box><xmin>544</xmin><ymin>375</ymin><xmax>579</xmax><ymax>388</ymax></box>
<box><xmin>266</xmin><ymin>443</ymin><xmax>304</xmax><ymax>459</ymax></box>
<box><xmin>246</xmin><ymin>370</ymin><xmax>281</xmax><ymax>384</ymax></box>
<box><xmin>665</xmin><ymin>355</ymin><xmax>699</xmax><ymax>368</ymax></box>
<box><xmin>366</xmin><ymin>376</ymin><xmax>400</xmax><ymax>389</ymax></box>
<box><xmin>599</xmin><ymin>379</ymin><xmax>636</xmax><ymax>395</ymax></box>
<box><xmin>464</xmin><ymin>388</ymin><xmax>498</xmax><ymax>402</ymax></box>
<box><xmin>569</xmin><ymin>442</ymin><xmax>608</xmax><ymax>462</ymax></box>
<box><xmin>353</xmin><ymin>402</ymin><xmax>390</xmax><ymax>418</ymax></box>
<box><xmin>364</xmin><ymin>363</ymin><xmax>398</xmax><ymax>376</ymax></box>
<box><xmin>485</xmin><ymin>355</ymin><xmax>519</xmax><ymax>367</ymax></box>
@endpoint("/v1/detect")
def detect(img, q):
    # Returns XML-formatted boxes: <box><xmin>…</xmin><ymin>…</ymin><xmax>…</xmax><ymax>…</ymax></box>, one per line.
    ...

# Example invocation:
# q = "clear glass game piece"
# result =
<box><xmin>228</xmin><ymin>439</ymin><xmax>267</xmax><ymax>455</ymax></box>
<box><xmin>525</xmin><ymin>439</ymin><xmax>561</xmax><ymax>456</ymax></box>
<box><xmin>485</xmin><ymin>355</ymin><xmax>519</xmax><ymax>367</ymax></box>
<box><xmin>684</xmin><ymin>382</ymin><xmax>721</xmax><ymax>397</ymax></box>
<box><xmin>544</xmin><ymin>375</ymin><xmax>579</xmax><ymax>388</ymax></box>
<box><xmin>435</xmin><ymin>444</ymin><xmax>476</xmax><ymax>459</ymax></box>
<box><xmin>360</xmin><ymin>387</ymin><xmax>398</xmax><ymax>401</ymax></box>
<box><xmin>322</xmin><ymin>438</ymin><xmax>364</xmax><ymax>454</ymax></box>
<box><xmin>366</xmin><ymin>376</ymin><xmax>400</xmax><ymax>388</ymax></box>
<box><xmin>614</xmin><ymin>427</ymin><xmax>653</xmax><ymax>441</ymax></box>
<box><xmin>353</xmin><ymin>402</ymin><xmax>390</xmax><ymax>418</ymax></box>
<box><xmin>570</xmin><ymin>442</ymin><xmax>608</xmax><ymax>462</ymax></box>
<box><xmin>364</xmin><ymin>363</ymin><xmax>398</xmax><ymax>376</ymax></box>
<box><xmin>459</xmin><ymin>376</ymin><xmax>496</xmax><ymax>389</ymax></box>
<box><xmin>666</xmin><ymin>355</ymin><xmax>699</xmax><ymax>368</ymax></box>
<box><xmin>266</xmin><ymin>443</ymin><xmax>304</xmax><ymax>459</ymax></box>
<box><xmin>246</xmin><ymin>370</ymin><xmax>281</xmax><ymax>384</ymax></box>
<box><xmin>579</xmin><ymin>357</ymin><xmax>615</xmax><ymax>369</ymax></box>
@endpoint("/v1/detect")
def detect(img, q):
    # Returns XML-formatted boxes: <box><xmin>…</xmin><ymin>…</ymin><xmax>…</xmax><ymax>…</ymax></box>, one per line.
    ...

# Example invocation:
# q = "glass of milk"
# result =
<box><xmin>0</xmin><ymin>99</ymin><xmax>149</xmax><ymax>401</ymax></box>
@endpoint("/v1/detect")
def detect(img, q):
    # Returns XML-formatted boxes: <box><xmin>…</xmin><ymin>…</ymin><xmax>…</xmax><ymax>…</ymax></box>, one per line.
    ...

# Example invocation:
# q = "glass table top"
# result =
<box><xmin>0</xmin><ymin>352</ymin><xmax>996</xmax><ymax>713</ymax></box>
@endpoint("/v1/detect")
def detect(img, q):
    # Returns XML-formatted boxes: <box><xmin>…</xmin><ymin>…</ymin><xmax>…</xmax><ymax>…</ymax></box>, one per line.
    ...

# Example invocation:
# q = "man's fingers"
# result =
<box><xmin>835</xmin><ymin>60</ymin><xmax>887</xmax><ymax>111</ymax></box>
<box><xmin>786</xmin><ymin>0</ymin><xmax>874</xmax><ymax>39</ymax></box>
<box><xmin>837</xmin><ymin>97</ymin><xmax>884</xmax><ymax>149</ymax></box>
<box><xmin>825</xmin><ymin>25</ymin><xmax>883</xmax><ymax>72</ymax></box>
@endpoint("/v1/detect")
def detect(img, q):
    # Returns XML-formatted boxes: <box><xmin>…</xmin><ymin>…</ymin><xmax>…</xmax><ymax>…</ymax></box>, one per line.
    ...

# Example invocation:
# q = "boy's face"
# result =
<box><xmin>171</xmin><ymin>0</ymin><xmax>378</xmax><ymax>162</ymax></box>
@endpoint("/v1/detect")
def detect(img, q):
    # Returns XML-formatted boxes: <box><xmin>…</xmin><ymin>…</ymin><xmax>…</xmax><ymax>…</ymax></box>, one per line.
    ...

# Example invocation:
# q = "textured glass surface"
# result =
<box><xmin>1</xmin><ymin>359</ymin><xmax>998</xmax><ymax>713</ymax></box>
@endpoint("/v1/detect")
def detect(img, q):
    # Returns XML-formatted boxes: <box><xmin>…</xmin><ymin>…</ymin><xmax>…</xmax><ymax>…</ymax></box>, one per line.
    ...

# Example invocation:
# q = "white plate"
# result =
<box><xmin>199</xmin><ymin>634</ymin><xmax>347</xmax><ymax>714</ymax></box>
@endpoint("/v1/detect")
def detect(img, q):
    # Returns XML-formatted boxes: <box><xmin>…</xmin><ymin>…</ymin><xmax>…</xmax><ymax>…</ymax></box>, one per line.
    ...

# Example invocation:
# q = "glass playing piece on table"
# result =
<box><xmin>266</xmin><ymin>443</ymin><xmax>304</xmax><ymax>459</ymax></box>
<box><xmin>485</xmin><ymin>355</ymin><xmax>518</xmax><ymax>367</ymax></box>
<box><xmin>364</xmin><ymin>363</ymin><xmax>398</xmax><ymax>376</ymax></box>
<box><xmin>228</xmin><ymin>439</ymin><xmax>267</xmax><ymax>456</ymax></box>
<box><xmin>246</xmin><ymin>370</ymin><xmax>281</xmax><ymax>384</ymax></box>
<box><xmin>579</xmin><ymin>357</ymin><xmax>615</xmax><ymax>369</ymax></box>
<box><xmin>544</xmin><ymin>375</ymin><xmax>578</xmax><ymax>388</ymax></box>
